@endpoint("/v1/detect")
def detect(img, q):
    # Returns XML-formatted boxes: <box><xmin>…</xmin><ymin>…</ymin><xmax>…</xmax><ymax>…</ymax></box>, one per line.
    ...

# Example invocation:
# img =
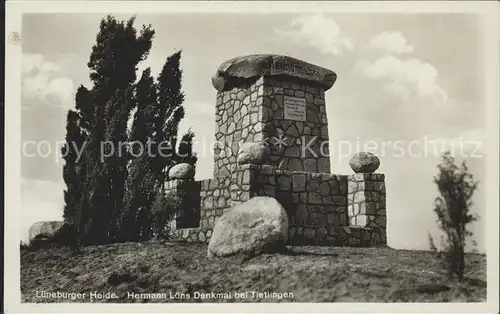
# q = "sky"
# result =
<box><xmin>20</xmin><ymin>13</ymin><xmax>487</xmax><ymax>251</ymax></box>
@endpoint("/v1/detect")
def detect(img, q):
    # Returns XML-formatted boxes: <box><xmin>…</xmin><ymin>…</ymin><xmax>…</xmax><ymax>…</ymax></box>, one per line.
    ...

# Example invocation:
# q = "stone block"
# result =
<box><xmin>374</xmin><ymin>182</ymin><xmax>386</xmax><ymax>194</ymax></box>
<box><xmin>328</xmin><ymin>226</ymin><xmax>337</xmax><ymax>236</ymax></box>
<box><xmin>350</xmin><ymin>216</ymin><xmax>357</xmax><ymax>226</ymax></box>
<box><xmin>356</xmin><ymin>214</ymin><xmax>367</xmax><ymax>226</ymax></box>
<box><xmin>318</xmin><ymin>181</ymin><xmax>331</xmax><ymax>196</ymax></box>
<box><xmin>294</xmin><ymin>205</ymin><xmax>308</xmax><ymax>225</ymax></box>
<box><xmin>304</xmin><ymin>159</ymin><xmax>318</xmax><ymax>172</ymax></box>
<box><xmin>317</xmin><ymin>227</ymin><xmax>328</xmax><ymax>239</ymax></box>
<box><xmin>309</xmin><ymin>213</ymin><xmax>326</xmax><ymax>225</ymax></box>
<box><xmin>327</xmin><ymin>213</ymin><xmax>341</xmax><ymax>226</ymax></box>
<box><xmin>308</xmin><ymin>192</ymin><xmax>322</xmax><ymax>205</ymax></box>
<box><xmin>364</xmin><ymin>181</ymin><xmax>374</xmax><ymax>191</ymax></box>
<box><xmin>365</xmin><ymin>202</ymin><xmax>378</xmax><ymax>215</ymax></box>
<box><xmin>339</xmin><ymin>212</ymin><xmax>348</xmax><ymax>226</ymax></box>
<box><xmin>351</xmin><ymin>173</ymin><xmax>367</xmax><ymax>182</ymax></box>
<box><xmin>333</xmin><ymin>196</ymin><xmax>347</xmax><ymax>206</ymax></box>
<box><xmin>348</xmin><ymin>180</ymin><xmax>358</xmax><ymax>191</ymax></box>
<box><xmin>291</xmin><ymin>192</ymin><xmax>300</xmax><ymax>203</ymax></box>
<box><xmin>353</xmin><ymin>191</ymin><xmax>365</xmax><ymax>203</ymax></box>
<box><xmin>260</xmin><ymin>185</ymin><xmax>276</xmax><ymax>197</ymax></box>
<box><xmin>347</xmin><ymin>204</ymin><xmax>355</xmax><ymax>217</ymax></box>
<box><xmin>292</xmin><ymin>173</ymin><xmax>306</xmax><ymax>192</ymax></box>
<box><xmin>277</xmin><ymin>175</ymin><xmax>292</xmax><ymax>190</ymax></box>
<box><xmin>372</xmin><ymin>216</ymin><xmax>387</xmax><ymax>229</ymax></box>
<box><xmin>288</xmin><ymin>158</ymin><xmax>304</xmax><ymax>171</ymax></box>
<box><xmin>304</xmin><ymin>228</ymin><xmax>315</xmax><ymax>239</ymax></box>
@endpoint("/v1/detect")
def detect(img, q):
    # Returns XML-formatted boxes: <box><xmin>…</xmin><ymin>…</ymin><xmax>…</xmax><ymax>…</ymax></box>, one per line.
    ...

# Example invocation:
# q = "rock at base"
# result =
<box><xmin>28</xmin><ymin>221</ymin><xmax>65</xmax><ymax>243</ymax></box>
<box><xmin>207</xmin><ymin>196</ymin><xmax>288</xmax><ymax>258</ymax></box>
<box><xmin>237</xmin><ymin>142</ymin><xmax>270</xmax><ymax>165</ymax></box>
<box><xmin>168</xmin><ymin>163</ymin><xmax>195</xmax><ymax>180</ymax></box>
<box><xmin>349</xmin><ymin>152</ymin><xmax>380</xmax><ymax>173</ymax></box>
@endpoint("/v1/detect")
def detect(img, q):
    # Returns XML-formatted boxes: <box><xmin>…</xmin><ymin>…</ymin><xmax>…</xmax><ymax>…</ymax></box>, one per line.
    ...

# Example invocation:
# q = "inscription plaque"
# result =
<box><xmin>284</xmin><ymin>96</ymin><xmax>307</xmax><ymax>121</ymax></box>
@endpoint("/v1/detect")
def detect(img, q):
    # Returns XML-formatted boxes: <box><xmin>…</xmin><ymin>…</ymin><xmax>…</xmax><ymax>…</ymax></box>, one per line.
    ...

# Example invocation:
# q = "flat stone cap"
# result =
<box><xmin>212</xmin><ymin>54</ymin><xmax>337</xmax><ymax>92</ymax></box>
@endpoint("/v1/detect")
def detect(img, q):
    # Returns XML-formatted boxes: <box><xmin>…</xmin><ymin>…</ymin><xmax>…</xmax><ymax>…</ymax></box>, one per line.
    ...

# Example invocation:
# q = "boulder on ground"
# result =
<box><xmin>28</xmin><ymin>221</ymin><xmax>65</xmax><ymax>243</ymax></box>
<box><xmin>169</xmin><ymin>163</ymin><xmax>195</xmax><ymax>180</ymax></box>
<box><xmin>207</xmin><ymin>196</ymin><xmax>288</xmax><ymax>258</ymax></box>
<box><xmin>237</xmin><ymin>142</ymin><xmax>270</xmax><ymax>165</ymax></box>
<box><xmin>349</xmin><ymin>152</ymin><xmax>380</xmax><ymax>173</ymax></box>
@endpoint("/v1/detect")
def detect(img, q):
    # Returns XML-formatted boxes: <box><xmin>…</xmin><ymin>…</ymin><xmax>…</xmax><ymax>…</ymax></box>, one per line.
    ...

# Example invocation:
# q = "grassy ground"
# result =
<box><xmin>20</xmin><ymin>242</ymin><xmax>486</xmax><ymax>303</ymax></box>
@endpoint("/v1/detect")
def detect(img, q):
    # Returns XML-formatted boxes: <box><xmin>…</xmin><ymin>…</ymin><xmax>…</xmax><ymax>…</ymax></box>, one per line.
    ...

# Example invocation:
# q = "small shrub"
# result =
<box><xmin>151</xmin><ymin>191</ymin><xmax>183</xmax><ymax>239</ymax></box>
<box><xmin>432</xmin><ymin>152</ymin><xmax>479</xmax><ymax>281</ymax></box>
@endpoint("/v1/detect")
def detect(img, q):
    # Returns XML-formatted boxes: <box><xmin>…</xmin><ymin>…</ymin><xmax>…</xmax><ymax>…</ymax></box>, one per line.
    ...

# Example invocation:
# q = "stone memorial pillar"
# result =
<box><xmin>211</xmin><ymin>54</ymin><xmax>337</xmax><ymax>178</ymax></box>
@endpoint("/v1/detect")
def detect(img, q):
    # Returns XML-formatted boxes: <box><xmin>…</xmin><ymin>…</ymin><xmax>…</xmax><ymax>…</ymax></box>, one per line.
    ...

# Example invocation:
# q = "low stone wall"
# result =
<box><xmin>169</xmin><ymin>164</ymin><xmax>387</xmax><ymax>247</ymax></box>
<box><xmin>199</xmin><ymin>177</ymin><xmax>230</xmax><ymax>231</ymax></box>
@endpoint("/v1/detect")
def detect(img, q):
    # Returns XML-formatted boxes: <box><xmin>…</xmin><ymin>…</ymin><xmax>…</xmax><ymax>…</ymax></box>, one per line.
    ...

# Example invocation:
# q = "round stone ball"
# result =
<box><xmin>237</xmin><ymin>142</ymin><xmax>270</xmax><ymax>165</ymax></box>
<box><xmin>169</xmin><ymin>163</ymin><xmax>195</xmax><ymax>180</ymax></box>
<box><xmin>349</xmin><ymin>152</ymin><xmax>380</xmax><ymax>173</ymax></box>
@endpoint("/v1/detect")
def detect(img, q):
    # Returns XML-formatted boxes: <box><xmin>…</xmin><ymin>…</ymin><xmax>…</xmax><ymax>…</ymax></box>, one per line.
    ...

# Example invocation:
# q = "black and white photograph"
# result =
<box><xmin>4</xmin><ymin>1</ymin><xmax>500</xmax><ymax>312</ymax></box>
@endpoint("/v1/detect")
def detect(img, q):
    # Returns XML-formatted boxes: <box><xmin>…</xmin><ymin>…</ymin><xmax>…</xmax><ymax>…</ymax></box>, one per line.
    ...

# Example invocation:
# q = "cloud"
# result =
<box><xmin>370</xmin><ymin>31</ymin><xmax>414</xmax><ymax>54</ymax></box>
<box><xmin>22</xmin><ymin>53</ymin><xmax>61</xmax><ymax>74</ymax></box>
<box><xmin>354</xmin><ymin>32</ymin><xmax>447</xmax><ymax>106</ymax></box>
<box><xmin>22</xmin><ymin>53</ymin><xmax>75</xmax><ymax>108</ymax></box>
<box><xmin>356</xmin><ymin>55</ymin><xmax>448</xmax><ymax>105</ymax></box>
<box><xmin>276</xmin><ymin>13</ymin><xmax>353</xmax><ymax>55</ymax></box>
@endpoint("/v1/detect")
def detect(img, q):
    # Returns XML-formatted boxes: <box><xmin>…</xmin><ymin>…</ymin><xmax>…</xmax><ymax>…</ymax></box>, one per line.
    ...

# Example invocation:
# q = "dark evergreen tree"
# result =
<box><xmin>61</xmin><ymin>110</ymin><xmax>86</xmax><ymax>239</ymax></box>
<box><xmin>154</xmin><ymin>51</ymin><xmax>185</xmax><ymax>185</ymax></box>
<box><xmin>62</xmin><ymin>16</ymin><xmax>198</xmax><ymax>244</ymax></box>
<box><xmin>119</xmin><ymin>68</ymin><xmax>158</xmax><ymax>241</ymax></box>
<box><xmin>61</xmin><ymin>85</ymin><xmax>94</xmax><ymax>245</ymax></box>
<box><xmin>62</xmin><ymin>15</ymin><xmax>155</xmax><ymax>245</ymax></box>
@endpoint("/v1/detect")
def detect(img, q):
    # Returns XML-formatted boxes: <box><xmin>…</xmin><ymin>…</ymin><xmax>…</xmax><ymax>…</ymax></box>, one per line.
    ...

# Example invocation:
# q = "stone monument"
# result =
<box><xmin>165</xmin><ymin>54</ymin><xmax>387</xmax><ymax>247</ymax></box>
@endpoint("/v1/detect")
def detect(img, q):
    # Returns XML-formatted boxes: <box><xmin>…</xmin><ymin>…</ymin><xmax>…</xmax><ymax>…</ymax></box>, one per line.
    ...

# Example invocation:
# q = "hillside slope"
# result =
<box><xmin>21</xmin><ymin>242</ymin><xmax>486</xmax><ymax>303</ymax></box>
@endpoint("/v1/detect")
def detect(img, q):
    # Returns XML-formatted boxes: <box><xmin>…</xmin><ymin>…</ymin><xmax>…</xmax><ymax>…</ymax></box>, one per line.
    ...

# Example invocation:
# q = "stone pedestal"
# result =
<box><xmin>211</xmin><ymin>54</ymin><xmax>337</xmax><ymax>178</ymax></box>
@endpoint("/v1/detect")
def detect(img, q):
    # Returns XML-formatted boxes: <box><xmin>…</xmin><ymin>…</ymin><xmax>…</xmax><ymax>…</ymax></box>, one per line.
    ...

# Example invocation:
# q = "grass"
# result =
<box><xmin>20</xmin><ymin>242</ymin><xmax>486</xmax><ymax>303</ymax></box>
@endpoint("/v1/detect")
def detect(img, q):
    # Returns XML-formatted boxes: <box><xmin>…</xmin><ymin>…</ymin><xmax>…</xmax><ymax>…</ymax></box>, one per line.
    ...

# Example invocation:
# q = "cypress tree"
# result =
<box><xmin>62</xmin><ymin>16</ymin><xmax>199</xmax><ymax>244</ymax></box>
<box><xmin>120</xmin><ymin>68</ymin><xmax>158</xmax><ymax>241</ymax></box>
<box><xmin>61</xmin><ymin>85</ymin><xmax>93</xmax><ymax>244</ymax></box>
<box><xmin>91</xmin><ymin>16</ymin><xmax>153</xmax><ymax>243</ymax></box>
<box><xmin>62</xmin><ymin>15</ymin><xmax>155</xmax><ymax>245</ymax></box>
<box><xmin>154</xmin><ymin>51</ymin><xmax>185</xmax><ymax>185</ymax></box>
<box><xmin>61</xmin><ymin>110</ymin><xmax>85</xmax><ymax>232</ymax></box>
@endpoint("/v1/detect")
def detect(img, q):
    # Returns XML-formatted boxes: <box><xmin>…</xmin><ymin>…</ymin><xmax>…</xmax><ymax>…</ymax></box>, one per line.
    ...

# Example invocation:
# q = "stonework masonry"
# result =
<box><xmin>213</xmin><ymin>76</ymin><xmax>331</xmax><ymax>178</ymax></box>
<box><xmin>167</xmin><ymin>165</ymin><xmax>386</xmax><ymax>247</ymax></box>
<box><xmin>166</xmin><ymin>54</ymin><xmax>387</xmax><ymax>247</ymax></box>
